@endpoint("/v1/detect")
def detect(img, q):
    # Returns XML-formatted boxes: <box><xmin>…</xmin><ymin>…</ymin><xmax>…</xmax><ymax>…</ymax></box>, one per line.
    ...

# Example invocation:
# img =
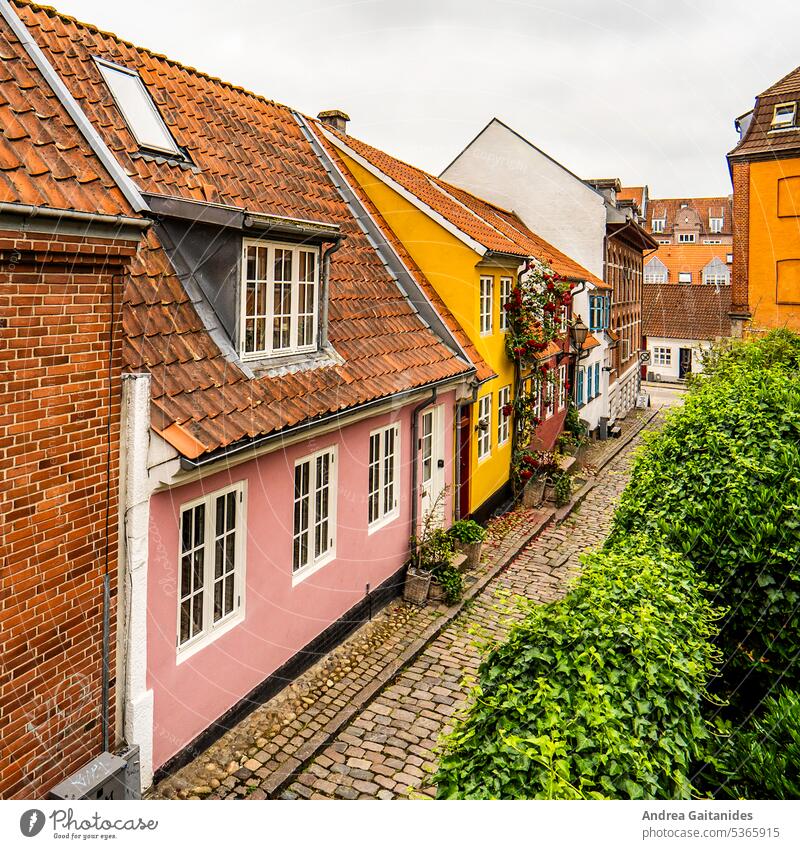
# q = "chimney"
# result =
<box><xmin>317</xmin><ymin>109</ymin><xmax>350</xmax><ymax>134</ymax></box>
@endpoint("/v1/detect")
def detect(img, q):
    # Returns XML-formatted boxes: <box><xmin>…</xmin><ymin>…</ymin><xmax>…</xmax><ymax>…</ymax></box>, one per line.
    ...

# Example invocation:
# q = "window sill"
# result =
<box><xmin>176</xmin><ymin>609</ymin><xmax>245</xmax><ymax>665</ymax></box>
<box><xmin>292</xmin><ymin>549</ymin><xmax>336</xmax><ymax>586</ymax></box>
<box><xmin>477</xmin><ymin>451</ymin><xmax>491</xmax><ymax>465</ymax></box>
<box><xmin>368</xmin><ymin>510</ymin><xmax>400</xmax><ymax>536</ymax></box>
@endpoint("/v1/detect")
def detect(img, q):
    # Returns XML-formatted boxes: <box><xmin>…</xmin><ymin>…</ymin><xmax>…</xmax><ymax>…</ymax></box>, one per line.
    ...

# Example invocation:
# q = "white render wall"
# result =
<box><xmin>645</xmin><ymin>336</ymin><xmax>710</xmax><ymax>381</ymax></box>
<box><xmin>441</xmin><ymin>119</ymin><xmax>607</xmax><ymax>278</ymax></box>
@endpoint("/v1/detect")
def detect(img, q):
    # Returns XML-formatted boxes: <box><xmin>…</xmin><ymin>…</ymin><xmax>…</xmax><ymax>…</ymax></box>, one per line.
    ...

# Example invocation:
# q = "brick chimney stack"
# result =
<box><xmin>317</xmin><ymin>109</ymin><xmax>350</xmax><ymax>134</ymax></box>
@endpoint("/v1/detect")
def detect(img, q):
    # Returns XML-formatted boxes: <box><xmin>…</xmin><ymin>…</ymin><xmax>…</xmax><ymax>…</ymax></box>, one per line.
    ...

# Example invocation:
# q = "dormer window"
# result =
<box><xmin>651</xmin><ymin>217</ymin><xmax>665</xmax><ymax>233</ymax></box>
<box><xmin>709</xmin><ymin>216</ymin><xmax>723</xmax><ymax>233</ymax></box>
<box><xmin>771</xmin><ymin>102</ymin><xmax>797</xmax><ymax>129</ymax></box>
<box><xmin>96</xmin><ymin>59</ymin><xmax>181</xmax><ymax>156</ymax></box>
<box><xmin>241</xmin><ymin>240</ymin><xmax>319</xmax><ymax>359</ymax></box>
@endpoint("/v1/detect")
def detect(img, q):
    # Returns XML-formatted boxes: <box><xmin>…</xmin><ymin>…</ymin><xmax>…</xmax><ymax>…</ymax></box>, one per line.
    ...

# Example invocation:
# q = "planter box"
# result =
<box><xmin>522</xmin><ymin>476</ymin><xmax>547</xmax><ymax>508</ymax></box>
<box><xmin>403</xmin><ymin>567</ymin><xmax>431</xmax><ymax>606</ymax></box>
<box><xmin>428</xmin><ymin>580</ymin><xmax>445</xmax><ymax>604</ymax></box>
<box><xmin>454</xmin><ymin>541</ymin><xmax>481</xmax><ymax>571</ymax></box>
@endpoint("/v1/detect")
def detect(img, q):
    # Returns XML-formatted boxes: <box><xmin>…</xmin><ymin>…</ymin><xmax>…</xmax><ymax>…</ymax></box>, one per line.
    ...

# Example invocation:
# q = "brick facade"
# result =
<box><xmin>730</xmin><ymin>160</ymin><xmax>751</xmax><ymax>325</ymax></box>
<box><xmin>0</xmin><ymin>228</ymin><xmax>137</xmax><ymax>799</ymax></box>
<box><xmin>607</xmin><ymin>235</ymin><xmax>644</xmax><ymax>379</ymax></box>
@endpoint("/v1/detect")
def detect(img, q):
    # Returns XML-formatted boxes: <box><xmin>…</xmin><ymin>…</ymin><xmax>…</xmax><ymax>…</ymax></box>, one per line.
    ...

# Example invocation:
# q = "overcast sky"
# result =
<box><xmin>50</xmin><ymin>0</ymin><xmax>800</xmax><ymax>198</ymax></box>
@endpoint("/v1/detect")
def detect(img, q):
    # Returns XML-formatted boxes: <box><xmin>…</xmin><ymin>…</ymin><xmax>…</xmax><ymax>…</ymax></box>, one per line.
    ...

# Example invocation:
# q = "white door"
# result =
<box><xmin>420</xmin><ymin>404</ymin><xmax>446</xmax><ymax>525</ymax></box>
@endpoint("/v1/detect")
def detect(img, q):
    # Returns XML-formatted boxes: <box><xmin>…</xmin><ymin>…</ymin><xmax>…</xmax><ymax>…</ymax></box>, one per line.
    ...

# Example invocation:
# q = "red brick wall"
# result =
<box><xmin>0</xmin><ymin>229</ymin><xmax>135</xmax><ymax>799</ymax></box>
<box><xmin>731</xmin><ymin>160</ymin><xmax>751</xmax><ymax>317</ymax></box>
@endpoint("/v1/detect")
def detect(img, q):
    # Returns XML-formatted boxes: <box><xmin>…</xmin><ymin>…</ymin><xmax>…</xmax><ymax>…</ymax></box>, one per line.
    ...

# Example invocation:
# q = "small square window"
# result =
<box><xmin>772</xmin><ymin>103</ymin><xmax>797</xmax><ymax>128</ymax></box>
<box><xmin>678</xmin><ymin>272</ymin><xmax>692</xmax><ymax>284</ymax></box>
<box><xmin>677</xmin><ymin>233</ymin><xmax>696</xmax><ymax>244</ymax></box>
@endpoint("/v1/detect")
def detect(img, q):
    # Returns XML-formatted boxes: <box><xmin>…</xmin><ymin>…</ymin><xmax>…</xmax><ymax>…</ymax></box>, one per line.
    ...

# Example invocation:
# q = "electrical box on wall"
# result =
<box><xmin>48</xmin><ymin>745</ymin><xmax>141</xmax><ymax>800</ymax></box>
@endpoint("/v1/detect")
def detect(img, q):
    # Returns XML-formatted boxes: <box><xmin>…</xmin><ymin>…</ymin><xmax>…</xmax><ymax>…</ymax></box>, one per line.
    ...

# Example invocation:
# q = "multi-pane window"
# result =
<box><xmin>702</xmin><ymin>259</ymin><xmax>729</xmax><ymax>287</ymax></box>
<box><xmin>479</xmin><ymin>276</ymin><xmax>493</xmax><ymax>335</ymax></box>
<box><xmin>559</xmin><ymin>305</ymin><xmax>568</xmax><ymax>335</ymax></box>
<box><xmin>477</xmin><ymin>394</ymin><xmax>491</xmax><ymax>459</ymax></box>
<box><xmin>653</xmin><ymin>347</ymin><xmax>672</xmax><ymax>367</ymax></box>
<box><xmin>293</xmin><ymin>447</ymin><xmax>336</xmax><ymax>577</ymax></box>
<box><xmin>709</xmin><ymin>217</ymin><xmax>723</xmax><ymax>233</ymax></box>
<box><xmin>576</xmin><ymin>367</ymin><xmax>585</xmax><ymax>406</ymax></box>
<box><xmin>651</xmin><ymin>218</ymin><xmax>665</xmax><ymax>233</ymax></box>
<box><xmin>772</xmin><ymin>103</ymin><xmax>796</xmax><ymax>128</ymax></box>
<box><xmin>178</xmin><ymin>483</ymin><xmax>244</xmax><ymax>652</ymax></box>
<box><xmin>544</xmin><ymin>379</ymin><xmax>555</xmax><ymax>419</ymax></box>
<box><xmin>558</xmin><ymin>365</ymin><xmax>567</xmax><ymax>410</ymax></box>
<box><xmin>497</xmin><ymin>386</ymin><xmax>511</xmax><ymax>445</ymax></box>
<box><xmin>499</xmin><ymin>277</ymin><xmax>513</xmax><ymax>331</ymax></box>
<box><xmin>242</xmin><ymin>241</ymin><xmax>319</xmax><ymax>359</ymax></box>
<box><xmin>368</xmin><ymin>424</ymin><xmax>400</xmax><ymax>529</ymax></box>
<box><xmin>588</xmin><ymin>295</ymin><xmax>608</xmax><ymax>331</ymax></box>
<box><xmin>644</xmin><ymin>258</ymin><xmax>667</xmax><ymax>284</ymax></box>
<box><xmin>677</xmin><ymin>233</ymin><xmax>696</xmax><ymax>243</ymax></box>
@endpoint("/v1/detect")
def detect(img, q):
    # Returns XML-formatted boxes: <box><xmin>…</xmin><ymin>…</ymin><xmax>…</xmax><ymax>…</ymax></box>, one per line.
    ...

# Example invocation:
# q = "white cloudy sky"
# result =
<box><xmin>48</xmin><ymin>0</ymin><xmax>800</xmax><ymax>197</ymax></box>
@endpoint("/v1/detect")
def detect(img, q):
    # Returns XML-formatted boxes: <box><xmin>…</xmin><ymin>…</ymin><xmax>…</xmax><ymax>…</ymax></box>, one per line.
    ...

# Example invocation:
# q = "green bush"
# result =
<box><xmin>715</xmin><ymin>688</ymin><xmax>800</xmax><ymax>799</ymax></box>
<box><xmin>554</xmin><ymin>471</ymin><xmax>572</xmax><ymax>506</ymax></box>
<box><xmin>449</xmin><ymin>519</ymin><xmax>487</xmax><ymax>544</ymax></box>
<box><xmin>435</xmin><ymin>538</ymin><xmax>719</xmax><ymax>799</ymax></box>
<box><xmin>433</xmin><ymin>565</ymin><xmax>464</xmax><ymax>605</ymax></box>
<box><xmin>609</xmin><ymin>331</ymin><xmax>800</xmax><ymax>690</ymax></box>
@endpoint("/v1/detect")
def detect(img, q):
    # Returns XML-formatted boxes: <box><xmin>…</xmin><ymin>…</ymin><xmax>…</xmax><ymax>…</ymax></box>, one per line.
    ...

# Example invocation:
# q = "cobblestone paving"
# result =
<box><xmin>283</xmin><ymin>419</ymin><xmax>658</xmax><ymax>800</ymax></box>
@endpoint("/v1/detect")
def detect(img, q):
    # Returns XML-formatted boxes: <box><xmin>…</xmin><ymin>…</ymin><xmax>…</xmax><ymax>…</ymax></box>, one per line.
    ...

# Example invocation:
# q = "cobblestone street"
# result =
<box><xmin>152</xmin><ymin>413</ymin><xmax>662</xmax><ymax>801</ymax></box>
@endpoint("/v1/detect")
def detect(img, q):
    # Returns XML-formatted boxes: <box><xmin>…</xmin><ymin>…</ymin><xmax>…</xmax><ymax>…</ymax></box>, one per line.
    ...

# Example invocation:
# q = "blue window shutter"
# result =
<box><xmin>595</xmin><ymin>363</ymin><xmax>600</xmax><ymax>396</ymax></box>
<box><xmin>604</xmin><ymin>297</ymin><xmax>610</xmax><ymax>330</ymax></box>
<box><xmin>586</xmin><ymin>366</ymin><xmax>591</xmax><ymax>400</ymax></box>
<box><xmin>577</xmin><ymin>369</ymin><xmax>584</xmax><ymax>406</ymax></box>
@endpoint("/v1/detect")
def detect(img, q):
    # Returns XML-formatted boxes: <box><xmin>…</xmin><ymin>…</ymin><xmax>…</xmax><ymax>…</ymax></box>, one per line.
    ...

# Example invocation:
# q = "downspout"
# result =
<box><xmin>409</xmin><ymin>387</ymin><xmax>438</xmax><ymax>563</ymax></box>
<box><xmin>320</xmin><ymin>236</ymin><xmax>344</xmax><ymax>349</ymax></box>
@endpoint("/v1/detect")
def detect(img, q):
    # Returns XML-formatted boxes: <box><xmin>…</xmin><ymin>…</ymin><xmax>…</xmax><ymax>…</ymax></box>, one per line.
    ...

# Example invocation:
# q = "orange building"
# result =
<box><xmin>729</xmin><ymin>65</ymin><xmax>800</xmax><ymax>333</ymax></box>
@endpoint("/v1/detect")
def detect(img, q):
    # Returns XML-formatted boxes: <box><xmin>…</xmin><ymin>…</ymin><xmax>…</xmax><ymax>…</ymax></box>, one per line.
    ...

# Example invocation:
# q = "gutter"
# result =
<box><xmin>0</xmin><ymin>202</ymin><xmax>150</xmax><ymax>231</ymax></box>
<box><xmin>0</xmin><ymin>0</ymin><xmax>149</xmax><ymax>214</ymax></box>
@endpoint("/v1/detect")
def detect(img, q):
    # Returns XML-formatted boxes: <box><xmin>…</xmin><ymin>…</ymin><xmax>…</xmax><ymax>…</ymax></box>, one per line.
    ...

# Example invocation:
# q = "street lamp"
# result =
<box><xmin>571</xmin><ymin>314</ymin><xmax>588</xmax><ymax>352</ymax></box>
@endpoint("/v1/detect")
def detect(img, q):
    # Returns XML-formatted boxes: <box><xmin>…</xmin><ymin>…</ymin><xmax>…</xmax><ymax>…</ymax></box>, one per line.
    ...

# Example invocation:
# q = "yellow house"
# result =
<box><xmin>729</xmin><ymin>65</ymin><xmax>800</xmax><ymax>334</ymax></box>
<box><xmin>311</xmin><ymin>116</ymin><xmax>601</xmax><ymax>519</ymax></box>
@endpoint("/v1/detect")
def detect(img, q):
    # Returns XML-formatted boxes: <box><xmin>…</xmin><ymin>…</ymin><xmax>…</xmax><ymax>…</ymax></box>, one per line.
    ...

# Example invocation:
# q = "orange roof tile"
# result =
<box><xmin>317</xmin><ymin>125</ymin><xmax>603</xmax><ymax>287</ymax></box>
<box><xmin>645</xmin><ymin>196</ymin><xmax>732</xmax><ymax>235</ymax></box>
<box><xmin>7</xmin><ymin>0</ymin><xmax>472</xmax><ymax>457</ymax></box>
<box><xmin>618</xmin><ymin>186</ymin><xmax>643</xmax><ymax>209</ymax></box>
<box><xmin>645</xmin><ymin>244</ymin><xmax>731</xmax><ymax>285</ymax></box>
<box><xmin>581</xmin><ymin>333</ymin><xmax>600</xmax><ymax>351</ymax></box>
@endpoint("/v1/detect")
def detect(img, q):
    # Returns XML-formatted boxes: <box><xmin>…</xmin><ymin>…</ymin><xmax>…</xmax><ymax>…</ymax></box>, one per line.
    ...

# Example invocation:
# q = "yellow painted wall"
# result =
<box><xmin>749</xmin><ymin>158</ymin><xmax>800</xmax><ymax>330</ymax></box>
<box><xmin>337</xmin><ymin>151</ymin><xmax>517</xmax><ymax>513</ymax></box>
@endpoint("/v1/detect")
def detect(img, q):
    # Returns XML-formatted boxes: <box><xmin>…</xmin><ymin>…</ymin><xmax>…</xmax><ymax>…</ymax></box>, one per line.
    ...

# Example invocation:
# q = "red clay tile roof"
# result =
<box><xmin>645</xmin><ymin>196</ymin><xmax>733</xmax><ymax>236</ymax></box>
<box><xmin>581</xmin><ymin>333</ymin><xmax>600</xmax><ymax>351</ymax></box>
<box><xmin>0</xmin><ymin>12</ymin><xmax>129</xmax><ymax>213</ymax></box>
<box><xmin>318</xmin><ymin>126</ymin><xmax>604</xmax><ymax>287</ymax></box>
<box><xmin>645</xmin><ymin>244</ymin><xmax>731</xmax><ymax>285</ymax></box>
<box><xmin>642</xmin><ymin>283</ymin><xmax>732</xmax><ymax>340</ymax></box>
<box><xmin>617</xmin><ymin>186</ymin><xmax>643</xmax><ymax>210</ymax></box>
<box><xmin>8</xmin><ymin>0</ymin><xmax>471</xmax><ymax>457</ymax></box>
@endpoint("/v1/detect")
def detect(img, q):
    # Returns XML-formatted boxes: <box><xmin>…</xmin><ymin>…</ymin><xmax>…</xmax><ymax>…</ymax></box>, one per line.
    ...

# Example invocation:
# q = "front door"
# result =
<box><xmin>679</xmin><ymin>347</ymin><xmax>692</xmax><ymax>379</ymax></box>
<box><xmin>420</xmin><ymin>404</ymin><xmax>446</xmax><ymax>526</ymax></box>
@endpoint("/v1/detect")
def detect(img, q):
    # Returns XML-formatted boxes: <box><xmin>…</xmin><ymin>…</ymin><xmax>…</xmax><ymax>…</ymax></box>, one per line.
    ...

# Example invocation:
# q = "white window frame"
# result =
<box><xmin>176</xmin><ymin>481</ymin><xmax>246</xmax><ymax>661</ymax></box>
<box><xmin>292</xmin><ymin>445</ymin><xmax>337</xmax><ymax>585</ymax></box>
<box><xmin>479</xmin><ymin>276</ymin><xmax>494</xmax><ymax>336</ymax></box>
<box><xmin>653</xmin><ymin>347</ymin><xmax>672</xmax><ymax>367</ymax></box>
<box><xmin>677</xmin><ymin>233</ymin><xmax>696</xmax><ymax>244</ymax></box>
<box><xmin>240</xmin><ymin>239</ymin><xmax>320</xmax><ymax>360</ymax></box>
<box><xmin>651</xmin><ymin>218</ymin><xmax>665</xmax><ymax>233</ymax></box>
<box><xmin>499</xmin><ymin>276</ymin><xmax>513</xmax><ymax>331</ymax></box>
<box><xmin>368</xmin><ymin>423</ymin><xmax>400</xmax><ymax>533</ymax></box>
<box><xmin>477</xmin><ymin>394</ymin><xmax>492</xmax><ymax>460</ymax></box>
<box><xmin>703</xmin><ymin>239</ymin><xmax>722</xmax><ymax>245</ymax></box>
<box><xmin>709</xmin><ymin>217</ymin><xmax>723</xmax><ymax>233</ymax></box>
<box><xmin>544</xmin><ymin>378</ymin><xmax>555</xmax><ymax>419</ymax></box>
<box><xmin>703</xmin><ymin>260</ymin><xmax>729</xmax><ymax>287</ymax></box>
<box><xmin>678</xmin><ymin>272</ymin><xmax>692</xmax><ymax>284</ymax></box>
<box><xmin>96</xmin><ymin>58</ymin><xmax>181</xmax><ymax>156</ymax></box>
<box><xmin>558</xmin><ymin>364</ymin><xmax>567</xmax><ymax>411</ymax></box>
<box><xmin>497</xmin><ymin>385</ymin><xmax>511</xmax><ymax>446</ymax></box>
<box><xmin>771</xmin><ymin>102</ymin><xmax>797</xmax><ymax>129</ymax></box>
<box><xmin>559</xmin><ymin>304</ymin><xmax>568</xmax><ymax>335</ymax></box>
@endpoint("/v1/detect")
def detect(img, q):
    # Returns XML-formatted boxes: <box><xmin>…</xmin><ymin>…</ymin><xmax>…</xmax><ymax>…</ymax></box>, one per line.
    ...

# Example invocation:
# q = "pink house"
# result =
<box><xmin>2</xmin><ymin>2</ymin><xmax>481</xmax><ymax>791</ymax></box>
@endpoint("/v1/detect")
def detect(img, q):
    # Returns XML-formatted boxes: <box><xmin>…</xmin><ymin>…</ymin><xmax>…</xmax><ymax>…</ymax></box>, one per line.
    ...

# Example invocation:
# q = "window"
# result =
<box><xmin>677</xmin><ymin>233</ymin><xmax>696</xmax><ymax>243</ymax></box>
<box><xmin>558</xmin><ymin>365</ymin><xmax>567</xmax><ymax>410</ymax></box>
<box><xmin>727</xmin><ymin>253</ymin><xmax>734</xmax><ymax>264</ymax></box>
<box><xmin>772</xmin><ymin>102</ymin><xmax>797</xmax><ymax>129</ymax></box>
<box><xmin>368</xmin><ymin>424</ymin><xmax>400</xmax><ymax>530</ymax></box>
<box><xmin>242</xmin><ymin>241</ymin><xmax>319</xmax><ymax>359</ymax></box>
<box><xmin>499</xmin><ymin>277</ymin><xmax>513</xmax><ymax>331</ymax></box>
<box><xmin>576</xmin><ymin>367</ymin><xmax>585</xmax><ymax>407</ymax></box>
<box><xmin>477</xmin><ymin>394</ymin><xmax>491</xmax><ymax>459</ymax></box>
<box><xmin>585</xmin><ymin>365</ymin><xmax>593</xmax><ymax>401</ymax></box>
<box><xmin>497</xmin><ymin>386</ymin><xmax>511</xmax><ymax>445</ymax></box>
<box><xmin>703</xmin><ymin>259</ymin><xmax>729</xmax><ymax>286</ymax></box>
<box><xmin>531</xmin><ymin>378</ymin><xmax>541</xmax><ymax>421</ymax></box>
<box><xmin>594</xmin><ymin>362</ymin><xmax>600</xmax><ymax>398</ymax></box>
<box><xmin>709</xmin><ymin>217</ymin><xmax>723</xmax><ymax>233</ymax></box>
<box><xmin>653</xmin><ymin>347</ymin><xmax>672</xmax><ymax>367</ymax></box>
<box><xmin>178</xmin><ymin>483</ymin><xmax>245</xmax><ymax>654</ymax></box>
<box><xmin>678</xmin><ymin>272</ymin><xmax>692</xmax><ymax>284</ymax></box>
<box><xmin>703</xmin><ymin>239</ymin><xmax>722</xmax><ymax>245</ymax></box>
<box><xmin>479</xmin><ymin>276</ymin><xmax>493</xmax><ymax>335</ymax></box>
<box><xmin>589</xmin><ymin>295</ymin><xmax>607</xmax><ymax>331</ymax></box>
<box><xmin>559</xmin><ymin>304</ymin><xmax>568</xmax><ymax>335</ymax></box>
<box><xmin>544</xmin><ymin>379</ymin><xmax>555</xmax><ymax>419</ymax></box>
<box><xmin>651</xmin><ymin>218</ymin><xmax>665</xmax><ymax>233</ymax></box>
<box><xmin>644</xmin><ymin>257</ymin><xmax>667</xmax><ymax>284</ymax></box>
<box><xmin>293</xmin><ymin>447</ymin><xmax>336</xmax><ymax>580</ymax></box>
<box><xmin>96</xmin><ymin>59</ymin><xmax>181</xmax><ymax>156</ymax></box>
<box><xmin>658</xmin><ymin>239</ymin><xmax>671</xmax><ymax>245</ymax></box>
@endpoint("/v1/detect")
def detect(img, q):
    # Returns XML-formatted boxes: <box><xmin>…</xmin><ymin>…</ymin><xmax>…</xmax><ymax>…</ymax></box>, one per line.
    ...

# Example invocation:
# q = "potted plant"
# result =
<box><xmin>421</xmin><ymin>528</ymin><xmax>455</xmax><ymax>603</ymax></box>
<box><xmin>516</xmin><ymin>450</ymin><xmax>556</xmax><ymax>508</ymax></box>
<box><xmin>405</xmin><ymin>496</ymin><xmax>452</xmax><ymax>605</ymax></box>
<box><xmin>554</xmin><ymin>470</ymin><xmax>572</xmax><ymax>506</ymax></box>
<box><xmin>448</xmin><ymin>519</ymin><xmax>486</xmax><ymax>570</ymax></box>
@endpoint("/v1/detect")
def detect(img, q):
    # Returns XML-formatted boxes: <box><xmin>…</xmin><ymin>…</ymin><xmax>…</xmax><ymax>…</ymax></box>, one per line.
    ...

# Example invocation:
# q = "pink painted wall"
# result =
<box><xmin>147</xmin><ymin>391</ymin><xmax>455</xmax><ymax>768</ymax></box>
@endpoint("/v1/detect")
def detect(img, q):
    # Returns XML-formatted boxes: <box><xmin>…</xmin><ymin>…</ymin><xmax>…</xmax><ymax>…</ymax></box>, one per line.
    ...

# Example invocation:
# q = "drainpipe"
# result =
<box><xmin>319</xmin><ymin>237</ymin><xmax>344</xmax><ymax>349</ymax></box>
<box><xmin>409</xmin><ymin>387</ymin><xmax>438</xmax><ymax>564</ymax></box>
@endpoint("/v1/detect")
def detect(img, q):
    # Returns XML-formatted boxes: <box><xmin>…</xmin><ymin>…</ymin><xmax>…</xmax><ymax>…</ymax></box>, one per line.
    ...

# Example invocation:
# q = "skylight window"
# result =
<box><xmin>96</xmin><ymin>59</ymin><xmax>180</xmax><ymax>155</ymax></box>
<box><xmin>771</xmin><ymin>102</ymin><xmax>797</xmax><ymax>129</ymax></box>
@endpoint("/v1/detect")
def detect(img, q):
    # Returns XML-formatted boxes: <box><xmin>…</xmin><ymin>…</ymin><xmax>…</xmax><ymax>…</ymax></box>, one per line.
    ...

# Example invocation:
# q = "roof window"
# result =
<box><xmin>96</xmin><ymin>58</ymin><xmax>181</xmax><ymax>155</ymax></box>
<box><xmin>771</xmin><ymin>102</ymin><xmax>797</xmax><ymax>129</ymax></box>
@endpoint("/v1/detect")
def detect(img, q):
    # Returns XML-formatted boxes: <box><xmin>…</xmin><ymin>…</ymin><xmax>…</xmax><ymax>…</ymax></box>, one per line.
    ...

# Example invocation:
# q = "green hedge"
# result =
<box><xmin>434</xmin><ymin>538</ymin><xmax>719</xmax><ymax>799</ymax></box>
<box><xmin>609</xmin><ymin>331</ymin><xmax>800</xmax><ymax>689</ymax></box>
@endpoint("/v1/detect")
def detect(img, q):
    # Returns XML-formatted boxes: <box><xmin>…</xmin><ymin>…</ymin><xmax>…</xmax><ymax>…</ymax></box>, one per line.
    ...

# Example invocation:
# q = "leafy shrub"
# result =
<box><xmin>435</xmin><ymin>538</ymin><xmax>719</xmax><ymax>799</ymax></box>
<box><xmin>715</xmin><ymin>688</ymin><xmax>800</xmax><ymax>799</ymax></box>
<box><xmin>433</xmin><ymin>565</ymin><xmax>464</xmax><ymax>605</ymax></box>
<box><xmin>609</xmin><ymin>331</ymin><xmax>800</xmax><ymax>690</ymax></box>
<box><xmin>449</xmin><ymin>519</ymin><xmax>486</xmax><ymax>544</ymax></box>
<box><xmin>554</xmin><ymin>472</ymin><xmax>572</xmax><ymax>506</ymax></box>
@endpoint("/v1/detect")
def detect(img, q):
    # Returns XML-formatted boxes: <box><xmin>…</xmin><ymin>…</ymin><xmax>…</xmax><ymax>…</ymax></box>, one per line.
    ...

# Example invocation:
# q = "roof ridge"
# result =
<box><xmin>760</xmin><ymin>63</ymin><xmax>800</xmax><ymax>97</ymax></box>
<box><xmin>12</xmin><ymin>0</ymin><xmax>293</xmax><ymax>113</ymax></box>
